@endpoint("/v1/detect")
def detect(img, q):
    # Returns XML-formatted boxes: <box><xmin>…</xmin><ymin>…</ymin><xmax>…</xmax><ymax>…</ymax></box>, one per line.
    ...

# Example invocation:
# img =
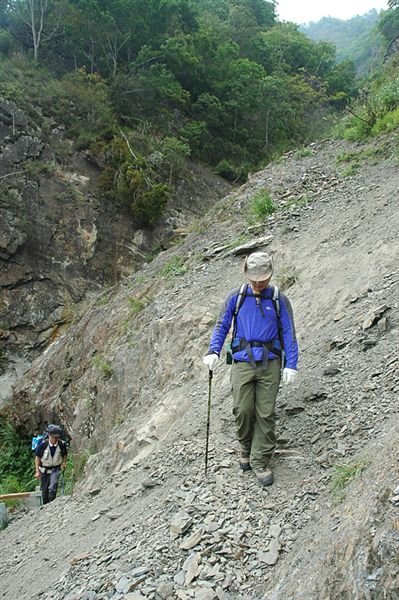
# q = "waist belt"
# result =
<box><xmin>40</xmin><ymin>465</ymin><xmax>61</xmax><ymax>474</ymax></box>
<box><xmin>234</xmin><ymin>339</ymin><xmax>281</xmax><ymax>369</ymax></box>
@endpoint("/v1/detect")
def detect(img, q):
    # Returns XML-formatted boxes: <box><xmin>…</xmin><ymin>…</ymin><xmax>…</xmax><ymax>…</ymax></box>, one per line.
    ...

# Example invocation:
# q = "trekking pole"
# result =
<box><xmin>60</xmin><ymin>470</ymin><xmax>65</xmax><ymax>496</ymax></box>
<box><xmin>204</xmin><ymin>369</ymin><xmax>213</xmax><ymax>476</ymax></box>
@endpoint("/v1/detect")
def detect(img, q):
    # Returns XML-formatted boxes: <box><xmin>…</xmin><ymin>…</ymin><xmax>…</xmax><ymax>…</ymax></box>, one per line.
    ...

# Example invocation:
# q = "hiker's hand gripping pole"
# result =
<box><xmin>204</xmin><ymin>369</ymin><xmax>213</xmax><ymax>476</ymax></box>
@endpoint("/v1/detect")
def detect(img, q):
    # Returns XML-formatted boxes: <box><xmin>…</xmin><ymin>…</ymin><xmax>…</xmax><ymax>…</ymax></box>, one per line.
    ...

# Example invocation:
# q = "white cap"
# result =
<box><xmin>244</xmin><ymin>252</ymin><xmax>273</xmax><ymax>281</ymax></box>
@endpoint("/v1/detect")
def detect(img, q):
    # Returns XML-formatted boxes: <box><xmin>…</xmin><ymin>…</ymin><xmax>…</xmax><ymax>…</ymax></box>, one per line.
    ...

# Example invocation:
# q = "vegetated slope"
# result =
<box><xmin>300</xmin><ymin>10</ymin><xmax>385</xmax><ymax>74</ymax></box>
<box><xmin>1</xmin><ymin>133</ymin><xmax>399</xmax><ymax>600</ymax></box>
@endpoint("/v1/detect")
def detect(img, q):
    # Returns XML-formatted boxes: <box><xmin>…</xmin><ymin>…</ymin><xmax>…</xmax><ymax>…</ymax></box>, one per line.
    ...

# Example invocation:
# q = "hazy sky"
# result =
<box><xmin>277</xmin><ymin>1</ymin><xmax>388</xmax><ymax>25</ymax></box>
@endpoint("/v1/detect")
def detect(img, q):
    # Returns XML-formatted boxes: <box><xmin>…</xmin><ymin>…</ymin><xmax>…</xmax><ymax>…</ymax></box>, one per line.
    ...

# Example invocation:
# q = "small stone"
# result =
<box><xmin>174</xmin><ymin>570</ymin><xmax>186</xmax><ymax>586</ymax></box>
<box><xmin>362</xmin><ymin>314</ymin><xmax>377</xmax><ymax>330</ymax></box>
<box><xmin>285</xmin><ymin>405</ymin><xmax>305</xmax><ymax>416</ymax></box>
<box><xmin>106</xmin><ymin>512</ymin><xmax>122</xmax><ymax>521</ymax></box>
<box><xmin>156</xmin><ymin>581</ymin><xmax>174</xmax><ymax>599</ymax></box>
<box><xmin>125</xmin><ymin>576</ymin><xmax>147</xmax><ymax>593</ymax></box>
<box><xmin>194</xmin><ymin>588</ymin><xmax>217</xmax><ymax>600</ymax></box>
<box><xmin>69</xmin><ymin>552</ymin><xmax>91</xmax><ymax>565</ymax></box>
<box><xmin>130</xmin><ymin>567</ymin><xmax>151</xmax><ymax>578</ymax></box>
<box><xmin>377</xmin><ymin>317</ymin><xmax>387</xmax><ymax>333</ymax></box>
<box><xmin>362</xmin><ymin>338</ymin><xmax>377</xmax><ymax>350</ymax></box>
<box><xmin>184</xmin><ymin>553</ymin><xmax>202</xmax><ymax>585</ymax></box>
<box><xmin>269</xmin><ymin>524</ymin><xmax>282</xmax><ymax>538</ymax></box>
<box><xmin>304</xmin><ymin>390</ymin><xmax>328</xmax><ymax>402</ymax></box>
<box><xmin>170</xmin><ymin>510</ymin><xmax>193</xmax><ymax>535</ymax></box>
<box><xmin>333</xmin><ymin>312</ymin><xmax>344</xmax><ymax>322</ymax></box>
<box><xmin>116</xmin><ymin>576</ymin><xmax>130</xmax><ymax>593</ymax></box>
<box><xmin>329</xmin><ymin>338</ymin><xmax>349</xmax><ymax>350</ymax></box>
<box><xmin>179</xmin><ymin>528</ymin><xmax>204</xmax><ymax>550</ymax></box>
<box><xmin>323</xmin><ymin>366</ymin><xmax>341</xmax><ymax>376</ymax></box>
<box><xmin>258</xmin><ymin>538</ymin><xmax>281</xmax><ymax>566</ymax></box>
<box><xmin>141</xmin><ymin>478</ymin><xmax>158</xmax><ymax>489</ymax></box>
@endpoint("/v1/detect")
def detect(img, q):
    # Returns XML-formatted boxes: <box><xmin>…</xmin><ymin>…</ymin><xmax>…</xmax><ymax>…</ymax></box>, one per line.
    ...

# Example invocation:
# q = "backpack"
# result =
<box><xmin>32</xmin><ymin>434</ymin><xmax>67</xmax><ymax>457</ymax></box>
<box><xmin>229</xmin><ymin>283</ymin><xmax>285</xmax><ymax>363</ymax></box>
<box><xmin>31</xmin><ymin>432</ymin><xmax>48</xmax><ymax>451</ymax></box>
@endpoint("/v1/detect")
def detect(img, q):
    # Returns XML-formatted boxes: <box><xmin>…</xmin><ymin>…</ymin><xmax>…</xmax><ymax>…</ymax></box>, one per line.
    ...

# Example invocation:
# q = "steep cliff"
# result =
<box><xmin>0</xmin><ymin>95</ymin><xmax>230</xmax><ymax>402</ymax></box>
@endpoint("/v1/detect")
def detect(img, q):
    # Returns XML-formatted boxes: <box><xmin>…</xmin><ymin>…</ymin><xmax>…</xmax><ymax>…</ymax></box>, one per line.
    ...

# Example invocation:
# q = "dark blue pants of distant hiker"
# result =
<box><xmin>40</xmin><ymin>467</ymin><xmax>61</xmax><ymax>504</ymax></box>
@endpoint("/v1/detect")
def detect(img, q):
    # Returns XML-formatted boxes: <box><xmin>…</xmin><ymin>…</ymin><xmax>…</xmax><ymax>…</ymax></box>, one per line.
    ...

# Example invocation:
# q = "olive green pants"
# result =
<box><xmin>231</xmin><ymin>359</ymin><xmax>281</xmax><ymax>470</ymax></box>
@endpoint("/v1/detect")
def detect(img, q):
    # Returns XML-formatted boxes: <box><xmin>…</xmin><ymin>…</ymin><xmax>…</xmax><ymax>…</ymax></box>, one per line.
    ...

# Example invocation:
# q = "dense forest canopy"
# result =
<box><xmin>1</xmin><ymin>1</ymin><xmax>398</xmax><ymax>223</ymax></box>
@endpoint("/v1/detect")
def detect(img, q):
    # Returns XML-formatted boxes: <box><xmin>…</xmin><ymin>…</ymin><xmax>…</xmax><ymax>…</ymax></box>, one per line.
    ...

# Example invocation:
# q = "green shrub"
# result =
<box><xmin>92</xmin><ymin>355</ymin><xmax>113</xmax><ymax>380</ymax></box>
<box><xmin>127</xmin><ymin>297</ymin><xmax>145</xmax><ymax>315</ymax></box>
<box><xmin>214</xmin><ymin>159</ymin><xmax>247</xmax><ymax>183</ymax></box>
<box><xmin>341</xmin><ymin>163</ymin><xmax>360</xmax><ymax>177</ymax></box>
<box><xmin>68</xmin><ymin>449</ymin><xmax>90</xmax><ymax>483</ymax></box>
<box><xmin>0</xmin><ymin>417</ymin><xmax>35</xmax><ymax>494</ymax></box>
<box><xmin>130</xmin><ymin>184</ymin><xmax>170</xmax><ymax>227</ymax></box>
<box><xmin>160</xmin><ymin>136</ymin><xmax>191</xmax><ymax>183</ymax></box>
<box><xmin>98</xmin><ymin>134</ymin><xmax>170</xmax><ymax>227</ymax></box>
<box><xmin>179</xmin><ymin>121</ymin><xmax>208</xmax><ymax>155</ymax></box>
<box><xmin>0</xmin><ymin>30</ymin><xmax>15</xmax><ymax>56</ymax></box>
<box><xmin>248</xmin><ymin>190</ymin><xmax>276</xmax><ymax>222</ymax></box>
<box><xmin>44</xmin><ymin>69</ymin><xmax>115</xmax><ymax>147</ymax></box>
<box><xmin>294</xmin><ymin>147</ymin><xmax>313</xmax><ymax>158</ymax></box>
<box><xmin>159</xmin><ymin>256</ymin><xmax>187</xmax><ymax>278</ymax></box>
<box><xmin>330</xmin><ymin>460</ymin><xmax>369</xmax><ymax>501</ymax></box>
<box><xmin>278</xmin><ymin>266</ymin><xmax>298</xmax><ymax>290</ymax></box>
<box><xmin>372</xmin><ymin>106</ymin><xmax>399</xmax><ymax>134</ymax></box>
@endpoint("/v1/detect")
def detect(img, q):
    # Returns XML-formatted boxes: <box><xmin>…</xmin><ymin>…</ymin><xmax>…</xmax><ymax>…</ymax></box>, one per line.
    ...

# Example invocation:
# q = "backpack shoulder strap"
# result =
<box><xmin>271</xmin><ymin>285</ymin><xmax>284</xmax><ymax>355</ymax></box>
<box><xmin>38</xmin><ymin>440</ymin><xmax>49</xmax><ymax>455</ymax></box>
<box><xmin>234</xmin><ymin>283</ymin><xmax>248</xmax><ymax>317</ymax></box>
<box><xmin>59</xmin><ymin>440</ymin><xmax>67</xmax><ymax>456</ymax></box>
<box><xmin>232</xmin><ymin>283</ymin><xmax>248</xmax><ymax>336</ymax></box>
<box><xmin>272</xmin><ymin>285</ymin><xmax>280</xmax><ymax>317</ymax></box>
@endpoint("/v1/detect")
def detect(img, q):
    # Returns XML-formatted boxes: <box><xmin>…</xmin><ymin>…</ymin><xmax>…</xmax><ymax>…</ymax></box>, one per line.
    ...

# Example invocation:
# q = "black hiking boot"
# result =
<box><xmin>239</xmin><ymin>454</ymin><xmax>252</xmax><ymax>472</ymax></box>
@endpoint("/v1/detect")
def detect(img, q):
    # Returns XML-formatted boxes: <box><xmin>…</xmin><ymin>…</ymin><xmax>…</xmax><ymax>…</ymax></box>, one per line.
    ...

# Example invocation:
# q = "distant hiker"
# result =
<box><xmin>34</xmin><ymin>424</ymin><xmax>68</xmax><ymax>504</ymax></box>
<box><xmin>203</xmin><ymin>252</ymin><xmax>298</xmax><ymax>486</ymax></box>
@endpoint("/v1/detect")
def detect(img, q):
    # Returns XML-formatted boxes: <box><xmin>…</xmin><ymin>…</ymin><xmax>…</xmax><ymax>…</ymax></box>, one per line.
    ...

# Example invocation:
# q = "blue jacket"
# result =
<box><xmin>208</xmin><ymin>285</ymin><xmax>298</xmax><ymax>369</ymax></box>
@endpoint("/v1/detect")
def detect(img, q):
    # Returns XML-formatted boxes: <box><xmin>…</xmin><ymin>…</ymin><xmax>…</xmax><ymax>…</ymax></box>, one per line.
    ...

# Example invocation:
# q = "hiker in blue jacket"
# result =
<box><xmin>203</xmin><ymin>252</ymin><xmax>298</xmax><ymax>486</ymax></box>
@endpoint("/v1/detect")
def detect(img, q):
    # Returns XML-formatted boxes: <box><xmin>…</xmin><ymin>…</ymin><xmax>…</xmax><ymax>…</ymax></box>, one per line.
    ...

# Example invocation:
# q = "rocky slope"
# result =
<box><xmin>1</xmin><ymin>134</ymin><xmax>399</xmax><ymax>600</ymax></box>
<box><xmin>0</xmin><ymin>95</ymin><xmax>230</xmax><ymax>402</ymax></box>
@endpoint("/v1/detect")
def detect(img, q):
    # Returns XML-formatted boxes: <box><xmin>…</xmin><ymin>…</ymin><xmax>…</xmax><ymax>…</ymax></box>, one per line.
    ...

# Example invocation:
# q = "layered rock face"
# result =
<box><xmin>0</xmin><ymin>97</ymin><xmax>230</xmax><ymax>401</ymax></box>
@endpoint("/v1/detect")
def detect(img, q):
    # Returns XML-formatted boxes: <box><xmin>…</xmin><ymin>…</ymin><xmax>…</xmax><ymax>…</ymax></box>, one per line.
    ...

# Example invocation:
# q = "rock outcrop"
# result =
<box><xmin>0</xmin><ymin>95</ymin><xmax>230</xmax><ymax>402</ymax></box>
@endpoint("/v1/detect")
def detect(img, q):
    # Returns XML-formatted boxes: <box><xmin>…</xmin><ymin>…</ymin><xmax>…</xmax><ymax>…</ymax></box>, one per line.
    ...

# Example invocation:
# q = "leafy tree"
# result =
<box><xmin>10</xmin><ymin>0</ymin><xmax>68</xmax><ymax>61</ymax></box>
<box><xmin>326</xmin><ymin>60</ymin><xmax>357</xmax><ymax>107</ymax></box>
<box><xmin>379</xmin><ymin>2</ymin><xmax>399</xmax><ymax>49</ymax></box>
<box><xmin>252</xmin><ymin>23</ymin><xmax>335</xmax><ymax>77</ymax></box>
<box><xmin>0</xmin><ymin>0</ymin><xmax>358</xmax><ymax>184</ymax></box>
<box><xmin>159</xmin><ymin>136</ymin><xmax>191</xmax><ymax>184</ymax></box>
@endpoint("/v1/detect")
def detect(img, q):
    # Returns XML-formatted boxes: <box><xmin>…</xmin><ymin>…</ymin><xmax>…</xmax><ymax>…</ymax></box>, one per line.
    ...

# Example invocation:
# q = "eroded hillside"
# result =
<box><xmin>1</xmin><ymin>134</ymin><xmax>399</xmax><ymax>600</ymax></box>
<box><xmin>0</xmin><ymin>95</ymin><xmax>230</xmax><ymax>401</ymax></box>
